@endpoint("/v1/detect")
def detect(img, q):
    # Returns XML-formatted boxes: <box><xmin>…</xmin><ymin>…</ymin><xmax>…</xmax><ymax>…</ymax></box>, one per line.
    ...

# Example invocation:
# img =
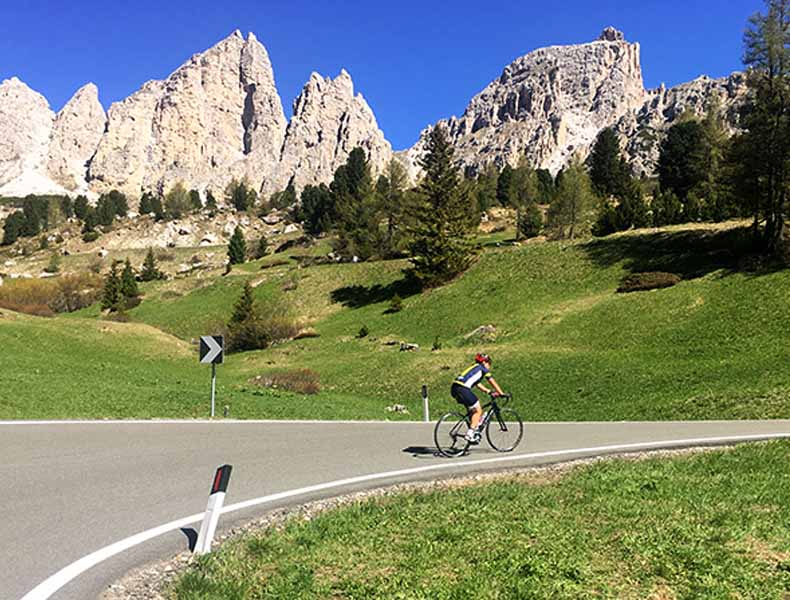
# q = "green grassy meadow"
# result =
<box><xmin>1</xmin><ymin>222</ymin><xmax>788</xmax><ymax>420</ymax></box>
<box><xmin>170</xmin><ymin>441</ymin><xmax>790</xmax><ymax>599</ymax></box>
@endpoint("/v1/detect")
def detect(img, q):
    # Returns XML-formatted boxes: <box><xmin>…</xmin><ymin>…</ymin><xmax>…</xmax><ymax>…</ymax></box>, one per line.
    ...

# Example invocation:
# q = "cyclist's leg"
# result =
<box><xmin>452</xmin><ymin>384</ymin><xmax>482</xmax><ymax>440</ymax></box>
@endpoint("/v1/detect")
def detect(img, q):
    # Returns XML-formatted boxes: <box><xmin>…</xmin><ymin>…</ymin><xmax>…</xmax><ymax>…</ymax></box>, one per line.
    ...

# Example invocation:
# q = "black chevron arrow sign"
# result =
<box><xmin>200</xmin><ymin>336</ymin><xmax>224</xmax><ymax>364</ymax></box>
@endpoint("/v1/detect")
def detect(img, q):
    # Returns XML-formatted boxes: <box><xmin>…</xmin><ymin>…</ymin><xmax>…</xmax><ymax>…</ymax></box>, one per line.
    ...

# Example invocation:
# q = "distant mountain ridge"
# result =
<box><xmin>0</xmin><ymin>27</ymin><xmax>747</xmax><ymax>203</ymax></box>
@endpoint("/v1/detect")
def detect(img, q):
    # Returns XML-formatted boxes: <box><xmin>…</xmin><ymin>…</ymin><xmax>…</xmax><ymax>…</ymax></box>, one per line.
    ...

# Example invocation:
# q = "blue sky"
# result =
<box><xmin>0</xmin><ymin>0</ymin><xmax>763</xmax><ymax>150</ymax></box>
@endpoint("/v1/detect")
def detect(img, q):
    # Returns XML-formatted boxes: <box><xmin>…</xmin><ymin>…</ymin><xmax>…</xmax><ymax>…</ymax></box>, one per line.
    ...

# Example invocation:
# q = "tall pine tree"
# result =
<box><xmin>407</xmin><ymin>126</ymin><xmax>477</xmax><ymax>287</ymax></box>
<box><xmin>227</xmin><ymin>226</ymin><xmax>247</xmax><ymax>265</ymax></box>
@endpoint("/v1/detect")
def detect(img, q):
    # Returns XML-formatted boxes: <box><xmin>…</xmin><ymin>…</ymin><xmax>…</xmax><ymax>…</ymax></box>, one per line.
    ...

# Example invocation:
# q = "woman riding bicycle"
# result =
<box><xmin>451</xmin><ymin>353</ymin><xmax>506</xmax><ymax>443</ymax></box>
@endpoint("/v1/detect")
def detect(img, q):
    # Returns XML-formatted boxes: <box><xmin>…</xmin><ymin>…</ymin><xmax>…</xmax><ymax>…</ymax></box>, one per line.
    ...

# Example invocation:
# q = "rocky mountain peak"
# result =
<box><xmin>598</xmin><ymin>27</ymin><xmax>625</xmax><ymax>42</ymax></box>
<box><xmin>410</xmin><ymin>29</ymin><xmax>646</xmax><ymax>177</ymax></box>
<box><xmin>275</xmin><ymin>69</ymin><xmax>392</xmax><ymax>193</ymax></box>
<box><xmin>0</xmin><ymin>77</ymin><xmax>57</xmax><ymax>196</ymax></box>
<box><xmin>46</xmin><ymin>82</ymin><xmax>106</xmax><ymax>192</ymax></box>
<box><xmin>88</xmin><ymin>30</ymin><xmax>287</xmax><ymax>200</ymax></box>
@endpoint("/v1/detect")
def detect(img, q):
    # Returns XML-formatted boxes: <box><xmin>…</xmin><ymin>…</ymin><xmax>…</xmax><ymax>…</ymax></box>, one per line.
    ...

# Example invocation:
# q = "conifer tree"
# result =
<box><xmin>139</xmin><ymin>192</ymin><xmax>154</xmax><ymax>216</ymax></box>
<box><xmin>205</xmin><ymin>190</ymin><xmax>218</xmax><ymax>212</ymax></box>
<box><xmin>496</xmin><ymin>164</ymin><xmax>514</xmax><ymax>206</ymax></box>
<box><xmin>101</xmin><ymin>261</ymin><xmax>122</xmax><ymax>311</ymax></box>
<box><xmin>734</xmin><ymin>0</ymin><xmax>789</xmax><ymax>251</ymax></box>
<box><xmin>189</xmin><ymin>189</ymin><xmax>202</xmax><ymax>212</ymax></box>
<box><xmin>589</xmin><ymin>127</ymin><xmax>627</xmax><ymax>198</ymax></box>
<box><xmin>120</xmin><ymin>258</ymin><xmax>139</xmax><ymax>301</ymax></box>
<box><xmin>227</xmin><ymin>226</ymin><xmax>247</xmax><ymax>265</ymax></box>
<box><xmin>2</xmin><ymin>212</ymin><xmax>26</xmax><ymax>245</ymax></box>
<box><xmin>548</xmin><ymin>157</ymin><xmax>596</xmax><ymax>239</ymax></box>
<box><xmin>230</xmin><ymin>281</ymin><xmax>255</xmax><ymax>324</ymax></box>
<box><xmin>406</xmin><ymin>126</ymin><xmax>477</xmax><ymax>287</ymax></box>
<box><xmin>140</xmin><ymin>248</ymin><xmax>162</xmax><ymax>281</ymax></box>
<box><xmin>74</xmin><ymin>195</ymin><xmax>90</xmax><ymax>220</ymax></box>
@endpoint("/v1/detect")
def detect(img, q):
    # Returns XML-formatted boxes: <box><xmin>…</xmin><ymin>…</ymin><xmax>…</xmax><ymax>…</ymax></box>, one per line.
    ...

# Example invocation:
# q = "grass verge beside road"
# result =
<box><xmin>171</xmin><ymin>441</ymin><xmax>790</xmax><ymax>599</ymax></box>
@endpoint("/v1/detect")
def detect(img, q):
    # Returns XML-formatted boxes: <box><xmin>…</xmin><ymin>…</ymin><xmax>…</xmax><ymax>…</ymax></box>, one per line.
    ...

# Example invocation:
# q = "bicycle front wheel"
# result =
<box><xmin>434</xmin><ymin>412</ymin><xmax>470</xmax><ymax>457</ymax></box>
<box><xmin>485</xmin><ymin>407</ymin><xmax>523</xmax><ymax>452</ymax></box>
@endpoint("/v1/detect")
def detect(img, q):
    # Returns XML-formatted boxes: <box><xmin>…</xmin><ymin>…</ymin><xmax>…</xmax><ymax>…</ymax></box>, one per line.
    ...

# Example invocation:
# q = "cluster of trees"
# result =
<box><xmin>731</xmin><ymin>0</ymin><xmax>789</xmax><ymax>253</ymax></box>
<box><xmin>139</xmin><ymin>184</ymin><xmax>218</xmax><ymax>221</ymax></box>
<box><xmin>2</xmin><ymin>191</ymin><xmax>130</xmax><ymax>246</ymax></box>
<box><xmin>589</xmin><ymin>0</ymin><xmax>789</xmax><ymax>252</ymax></box>
<box><xmin>296</xmin><ymin>149</ymin><xmax>413</xmax><ymax>261</ymax></box>
<box><xmin>101</xmin><ymin>258</ymin><xmax>140</xmax><ymax>312</ymax></box>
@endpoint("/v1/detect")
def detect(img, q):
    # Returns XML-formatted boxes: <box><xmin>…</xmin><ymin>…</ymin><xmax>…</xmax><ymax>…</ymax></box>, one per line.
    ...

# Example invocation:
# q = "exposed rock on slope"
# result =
<box><xmin>0</xmin><ymin>78</ymin><xmax>59</xmax><ymax>196</ymax></box>
<box><xmin>46</xmin><ymin>83</ymin><xmax>106</xmax><ymax>191</ymax></box>
<box><xmin>616</xmin><ymin>73</ymin><xmax>748</xmax><ymax>176</ymax></box>
<box><xmin>89</xmin><ymin>31</ymin><xmax>287</xmax><ymax>199</ymax></box>
<box><xmin>410</xmin><ymin>28</ymin><xmax>646</xmax><ymax>177</ymax></box>
<box><xmin>275</xmin><ymin>70</ymin><xmax>392</xmax><ymax>192</ymax></box>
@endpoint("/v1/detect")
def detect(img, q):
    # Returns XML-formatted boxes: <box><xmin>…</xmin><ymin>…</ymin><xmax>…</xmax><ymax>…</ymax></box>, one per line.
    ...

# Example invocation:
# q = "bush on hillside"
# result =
<box><xmin>617</xmin><ymin>272</ymin><xmax>681</xmax><ymax>293</ymax></box>
<box><xmin>249</xmin><ymin>369</ymin><xmax>321</xmax><ymax>395</ymax></box>
<box><xmin>82</xmin><ymin>230</ymin><xmax>100</xmax><ymax>243</ymax></box>
<box><xmin>0</xmin><ymin>273</ymin><xmax>103</xmax><ymax>315</ymax></box>
<box><xmin>226</xmin><ymin>283</ymin><xmax>300</xmax><ymax>352</ymax></box>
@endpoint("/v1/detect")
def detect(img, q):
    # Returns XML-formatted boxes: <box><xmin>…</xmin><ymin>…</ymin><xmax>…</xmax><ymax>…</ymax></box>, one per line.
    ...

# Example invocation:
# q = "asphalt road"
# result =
<box><xmin>2</xmin><ymin>419</ymin><xmax>789</xmax><ymax>600</ymax></box>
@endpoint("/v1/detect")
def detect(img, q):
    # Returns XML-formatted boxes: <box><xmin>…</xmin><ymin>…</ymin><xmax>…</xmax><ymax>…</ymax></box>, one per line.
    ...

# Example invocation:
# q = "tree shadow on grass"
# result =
<box><xmin>330</xmin><ymin>276</ymin><xmax>421</xmax><ymax>309</ymax></box>
<box><xmin>581</xmin><ymin>225</ymin><xmax>787</xmax><ymax>281</ymax></box>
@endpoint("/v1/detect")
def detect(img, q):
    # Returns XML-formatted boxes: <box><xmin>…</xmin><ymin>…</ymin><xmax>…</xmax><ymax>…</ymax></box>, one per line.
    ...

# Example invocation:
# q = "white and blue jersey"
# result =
<box><xmin>454</xmin><ymin>363</ymin><xmax>493</xmax><ymax>389</ymax></box>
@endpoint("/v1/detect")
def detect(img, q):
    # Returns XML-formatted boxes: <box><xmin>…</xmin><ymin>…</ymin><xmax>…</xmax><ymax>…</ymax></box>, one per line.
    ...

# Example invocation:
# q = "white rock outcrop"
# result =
<box><xmin>89</xmin><ymin>31</ymin><xmax>287</xmax><ymax>200</ymax></box>
<box><xmin>409</xmin><ymin>28</ymin><xmax>646</xmax><ymax>177</ymax></box>
<box><xmin>275</xmin><ymin>70</ymin><xmax>392</xmax><ymax>192</ymax></box>
<box><xmin>46</xmin><ymin>83</ymin><xmax>106</xmax><ymax>192</ymax></box>
<box><xmin>0</xmin><ymin>78</ymin><xmax>58</xmax><ymax>196</ymax></box>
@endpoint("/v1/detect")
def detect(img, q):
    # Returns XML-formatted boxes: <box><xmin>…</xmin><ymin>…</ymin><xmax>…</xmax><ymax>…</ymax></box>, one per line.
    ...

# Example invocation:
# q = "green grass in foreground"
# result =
<box><xmin>171</xmin><ymin>441</ymin><xmax>790</xmax><ymax>599</ymax></box>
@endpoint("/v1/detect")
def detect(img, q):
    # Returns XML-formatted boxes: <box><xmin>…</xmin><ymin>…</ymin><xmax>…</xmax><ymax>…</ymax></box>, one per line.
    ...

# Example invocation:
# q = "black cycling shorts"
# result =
<box><xmin>451</xmin><ymin>383</ymin><xmax>479</xmax><ymax>408</ymax></box>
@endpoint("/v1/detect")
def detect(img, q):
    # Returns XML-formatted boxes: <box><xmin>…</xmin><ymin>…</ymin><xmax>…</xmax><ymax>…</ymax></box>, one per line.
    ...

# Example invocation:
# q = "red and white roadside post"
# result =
<box><xmin>194</xmin><ymin>464</ymin><xmax>232</xmax><ymax>555</ymax></box>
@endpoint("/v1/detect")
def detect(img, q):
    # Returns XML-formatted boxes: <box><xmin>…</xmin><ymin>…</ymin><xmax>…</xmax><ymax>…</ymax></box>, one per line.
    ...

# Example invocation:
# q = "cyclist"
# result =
<box><xmin>451</xmin><ymin>353</ymin><xmax>506</xmax><ymax>443</ymax></box>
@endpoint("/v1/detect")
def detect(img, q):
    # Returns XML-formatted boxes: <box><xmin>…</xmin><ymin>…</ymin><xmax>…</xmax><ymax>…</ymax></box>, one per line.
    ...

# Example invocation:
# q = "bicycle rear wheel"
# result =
<box><xmin>434</xmin><ymin>412</ymin><xmax>470</xmax><ymax>457</ymax></box>
<box><xmin>485</xmin><ymin>407</ymin><xmax>523</xmax><ymax>452</ymax></box>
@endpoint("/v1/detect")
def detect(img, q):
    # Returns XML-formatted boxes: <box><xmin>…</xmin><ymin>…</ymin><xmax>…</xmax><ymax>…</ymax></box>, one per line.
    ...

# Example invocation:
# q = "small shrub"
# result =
<box><xmin>357</xmin><ymin>324</ymin><xmax>369</xmax><ymax>338</ymax></box>
<box><xmin>105</xmin><ymin>310</ymin><xmax>130</xmax><ymax>323</ymax></box>
<box><xmin>82</xmin><ymin>231</ymin><xmax>100</xmax><ymax>243</ymax></box>
<box><xmin>0</xmin><ymin>300</ymin><xmax>54</xmax><ymax>317</ymax></box>
<box><xmin>160</xmin><ymin>290</ymin><xmax>184</xmax><ymax>300</ymax></box>
<box><xmin>432</xmin><ymin>335</ymin><xmax>442</xmax><ymax>351</ymax></box>
<box><xmin>39</xmin><ymin>237</ymin><xmax>49</xmax><ymax>250</ymax></box>
<box><xmin>249</xmin><ymin>369</ymin><xmax>320</xmax><ymax>395</ymax></box>
<box><xmin>260</xmin><ymin>259</ymin><xmax>290</xmax><ymax>270</ymax></box>
<box><xmin>44</xmin><ymin>253</ymin><xmax>61</xmax><ymax>274</ymax></box>
<box><xmin>386</xmin><ymin>294</ymin><xmax>403</xmax><ymax>313</ymax></box>
<box><xmin>294</xmin><ymin>327</ymin><xmax>320</xmax><ymax>340</ymax></box>
<box><xmin>282</xmin><ymin>271</ymin><xmax>300</xmax><ymax>292</ymax></box>
<box><xmin>617</xmin><ymin>272</ymin><xmax>681</xmax><ymax>293</ymax></box>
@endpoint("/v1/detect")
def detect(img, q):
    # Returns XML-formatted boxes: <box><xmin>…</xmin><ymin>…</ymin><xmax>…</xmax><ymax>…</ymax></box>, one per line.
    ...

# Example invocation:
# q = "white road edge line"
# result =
<box><xmin>20</xmin><ymin>432</ymin><xmax>790</xmax><ymax>600</ymax></box>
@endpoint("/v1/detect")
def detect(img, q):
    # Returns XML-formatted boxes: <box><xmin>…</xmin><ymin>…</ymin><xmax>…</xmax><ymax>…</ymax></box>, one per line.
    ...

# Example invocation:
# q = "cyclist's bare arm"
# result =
<box><xmin>478</xmin><ymin>377</ymin><xmax>505</xmax><ymax>396</ymax></box>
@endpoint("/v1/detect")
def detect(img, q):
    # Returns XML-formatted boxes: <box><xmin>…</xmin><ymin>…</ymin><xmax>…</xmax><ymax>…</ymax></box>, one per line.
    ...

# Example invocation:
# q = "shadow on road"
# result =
<box><xmin>181</xmin><ymin>527</ymin><xmax>198</xmax><ymax>552</ymax></box>
<box><xmin>402</xmin><ymin>445</ymin><xmax>442</xmax><ymax>459</ymax></box>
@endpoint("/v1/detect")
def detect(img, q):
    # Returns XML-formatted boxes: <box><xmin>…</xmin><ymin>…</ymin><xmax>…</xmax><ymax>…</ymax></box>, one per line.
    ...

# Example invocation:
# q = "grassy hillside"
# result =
<box><xmin>170</xmin><ymin>441</ymin><xmax>790</xmax><ymax>599</ymax></box>
<box><xmin>1</xmin><ymin>222</ymin><xmax>788</xmax><ymax>420</ymax></box>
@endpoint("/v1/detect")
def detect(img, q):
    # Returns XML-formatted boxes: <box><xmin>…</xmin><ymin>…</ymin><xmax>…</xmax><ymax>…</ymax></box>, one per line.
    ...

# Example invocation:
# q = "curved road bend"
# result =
<box><xmin>2</xmin><ymin>419</ymin><xmax>789</xmax><ymax>600</ymax></box>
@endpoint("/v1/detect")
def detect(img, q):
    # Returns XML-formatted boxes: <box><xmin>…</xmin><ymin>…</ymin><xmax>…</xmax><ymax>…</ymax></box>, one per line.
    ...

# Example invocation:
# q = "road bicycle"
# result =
<box><xmin>433</xmin><ymin>393</ymin><xmax>523</xmax><ymax>457</ymax></box>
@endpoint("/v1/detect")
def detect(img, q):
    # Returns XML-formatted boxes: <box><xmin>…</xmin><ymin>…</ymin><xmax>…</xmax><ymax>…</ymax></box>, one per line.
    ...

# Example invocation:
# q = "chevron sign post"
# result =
<box><xmin>200</xmin><ymin>336</ymin><xmax>224</xmax><ymax>417</ymax></box>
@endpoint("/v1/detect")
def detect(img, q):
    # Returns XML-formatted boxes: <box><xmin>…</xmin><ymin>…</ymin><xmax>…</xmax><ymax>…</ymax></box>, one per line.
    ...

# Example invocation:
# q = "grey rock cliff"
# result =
<box><xmin>409</xmin><ymin>28</ymin><xmax>646</xmax><ymax>177</ymax></box>
<box><xmin>616</xmin><ymin>73</ymin><xmax>748</xmax><ymax>176</ymax></box>
<box><xmin>275</xmin><ymin>70</ymin><xmax>392</xmax><ymax>193</ymax></box>
<box><xmin>46</xmin><ymin>83</ymin><xmax>106</xmax><ymax>192</ymax></box>
<box><xmin>89</xmin><ymin>31</ymin><xmax>287</xmax><ymax>200</ymax></box>
<box><xmin>0</xmin><ymin>77</ymin><xmax>57</xmax><ymax>196</ymax></box>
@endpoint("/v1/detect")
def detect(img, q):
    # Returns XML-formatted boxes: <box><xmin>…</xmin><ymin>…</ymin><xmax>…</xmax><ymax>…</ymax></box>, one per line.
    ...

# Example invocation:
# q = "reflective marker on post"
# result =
<box><xmin>194</xmin><ymin>464</ymin><xmax>232</xmax><ymax>555</ymax></box>
<box><xmin>422</xmin><ymin>385</ymin><xmax>429</xmax><ymax>422</ymax></box>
